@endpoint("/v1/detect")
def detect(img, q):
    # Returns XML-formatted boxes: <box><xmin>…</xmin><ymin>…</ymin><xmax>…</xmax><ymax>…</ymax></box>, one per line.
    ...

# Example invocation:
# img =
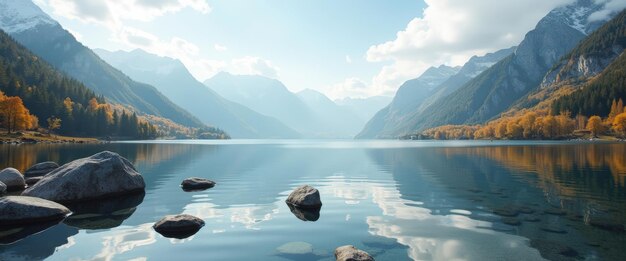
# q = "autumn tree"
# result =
<box><xmin>0</xmin><ymin>96</ymin><xmax>36</xmax><ymax>133</ymax></box>
<box><xmin>47</xmin><ymin>117</ymin><xmax>62</xmax><ymax>135</ymax></box>
<box><xmin>587</xmin><ymin>116</ymin><xmax>604</xmax><ymax>137</ymax></box>
<box><xmin>613</xmin><ymin>112</ymin><xmax>626</xmax><ymax>137</ymax></box>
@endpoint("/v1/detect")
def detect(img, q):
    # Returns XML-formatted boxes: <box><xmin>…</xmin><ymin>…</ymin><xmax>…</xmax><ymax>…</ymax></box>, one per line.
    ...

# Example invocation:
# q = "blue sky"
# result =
<box><xmin>33</xmin><ymin>0</ymin><xmax>614</xmax><ymax>99</ymax></box>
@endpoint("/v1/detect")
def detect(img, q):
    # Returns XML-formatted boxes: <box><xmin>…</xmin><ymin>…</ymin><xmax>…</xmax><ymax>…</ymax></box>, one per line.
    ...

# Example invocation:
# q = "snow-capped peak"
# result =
<box><xmin>0</xmin><ymin>0</ymin><xmax>57</xmax><ymax>34</ymax></box>
<box><xmin>547</xmin><ymin>0</ymin><xmax>613</xmax><ymax>35</ymax></box>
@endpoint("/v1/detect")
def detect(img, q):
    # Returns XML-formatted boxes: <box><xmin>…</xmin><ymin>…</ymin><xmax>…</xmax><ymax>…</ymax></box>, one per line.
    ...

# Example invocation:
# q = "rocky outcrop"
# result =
<box><xmin>285</xmin><ymin>185</ymin><xmax>322</xmax><ymax>209</ymax></box>
<box><xmin>181</xmin><ymin>177</ymin><xmax>215</xmax><ymax>191</ymax></box>
<box><xmin>22</xmin><ymin>151</ymin><xmax>145</xmax><ymax>202</ymax></box>
<box><xmin>0</xmin><ymin>167</ymin><xmax>26</xmax><ymax>191</ymax></box>
<box><xmin>153</xmin><ymin>214</ymin><xmax>205</xmax><ymax>239</ymax></box>
<box><xmin>0</xmin><ymin>196</ymin><xmax>70</xmax><ymax>226</ymax></box>
<box><xmin>24</xmin><ymin>161</ymin><xmax>59</xmax><ymax>177</ymax></box>
<box><xmin>334</xmin><ymin>245</ymin><xmax>374</xmax><ymax>261</ymax></box>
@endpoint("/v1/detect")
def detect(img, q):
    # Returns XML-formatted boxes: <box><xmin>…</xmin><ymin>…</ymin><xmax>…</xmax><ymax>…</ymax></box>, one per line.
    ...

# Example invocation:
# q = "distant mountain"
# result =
<box><xmin>296</xmin><ymin>89</ymin><xmax>364</xmax><ymax>138</ymax></box>
<box><xmin>396</xmin><ymin>0</ymin><xmax>615</xmax><ymax>135</ymax></box>
<box><xmin>204</xmin><ymin>72</ymin><xmax>331</xmax><ymax>137</ymax></box>
<box><xmin>356</xmin><ymin>65</ymin><xmax>461</xmax><ymax>138</ymax></box>
<box><xmin>95</xmin><ymin>49</ymin><xmax>299</xmax><ymax>138</ymax></box>
<box><xmin>0</xmin><ymin>0</ymin><xmax>203</xmax><ymax>128</ymax></box>
<box><xmin>550</xmin><ymin>9</ymin><xmax>626</xmax><ymax>117</ymax></box>
<box><xmin>334</xmin><ymin>96</ymin><xmax>392</xmax><ymax>122</ymax></box>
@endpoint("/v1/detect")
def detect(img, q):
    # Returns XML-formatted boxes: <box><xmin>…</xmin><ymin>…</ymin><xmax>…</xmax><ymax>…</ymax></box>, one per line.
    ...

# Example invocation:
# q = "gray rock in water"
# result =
<box><xmin>286</xmin><ymin>185</ymin><xmax>322</xmax><ymax>209</ymax></box>
<box><xmin>0</xmin><ymin>168</ymin><xmax>26</xmax><ymax>191</ymax></box>
<box><xmin>22</xmin><ymin>151</ymin><xmax>145</xmax><ymax>202</ymax></box>
<box><xmin>0</xmin><ymin>196</ymin><xmax>70</xmax><ymax>226</ymax></box>
<box><xmin>181</xmin><ymin>177</ymin><xmax>215</xmax><ymax>191</ymax></box>
<box><xmin>24</xmin><ymin>161</ymin><xmax>59</xmax><ymax>177</ymax></box>
<box><xmin>153</xmin><ymin>214</ymin><xmax>205</xmax><ymax>239</ymax></box>
<box><xmin>0</xmin><ymin>181</ymin><xmax>6</xmax><ymax>194</ymax></box>
<box><xmin>335</xmin><ymin>245</ymin><xmax>374</xmax><ymax>261</ymax></box>
<box><xmin>25</xmin><ymin>176</ymin><xmax>44</xmax><ymax>186</ymax></box>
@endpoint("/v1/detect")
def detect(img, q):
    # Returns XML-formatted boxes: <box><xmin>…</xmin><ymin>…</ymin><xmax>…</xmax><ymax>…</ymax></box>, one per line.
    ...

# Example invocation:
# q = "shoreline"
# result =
<box><xmin>0</xmin><ymin>131</ymin><xmax>101</xmax><ymax>145</ymax></box>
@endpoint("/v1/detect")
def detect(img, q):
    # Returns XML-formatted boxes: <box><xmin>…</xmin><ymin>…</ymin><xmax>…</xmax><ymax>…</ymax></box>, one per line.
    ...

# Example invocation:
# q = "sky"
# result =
<box><xmin>31</xmin><ymin>0</ymin><xmax>625</xmax><ymax>100</ymax></box>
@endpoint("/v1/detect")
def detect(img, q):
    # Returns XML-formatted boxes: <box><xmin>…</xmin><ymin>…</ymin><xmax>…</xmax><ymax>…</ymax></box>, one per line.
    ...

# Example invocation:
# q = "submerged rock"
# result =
<box><xmin>286</xmin><ymin>185</ymin><xmax>322</xmax><ymax>209</ymax></box>
<box><xmin>153</xmin><ymin>214</ymin><xmax>205</xmax><ymax>239</ymax></box>
<box><xmin>588</xmin><ymin>217</ymin><xmax>625</xmax><ymax>232</ymax></box>
<box><xmin>22</xmin><ymin>151</ymin><xmax>145</xmax><ymax>202</ymax></box>
<box><xmin>181</xmin><ymin>177</ymin><xmax>215</xmax><ymax>191</ymax></box>
<box><xmin>0</xmin><ymin>196</ymin><xmax>70</xmax><ymax>226</ymax></box>
<box><xmin>0</xmin><ymin>168</ymin><xmax>26</xmax><ymax>191</ymax></box>
<box><xmin>0</xmin><ymin>220</ymin><xmax>64</xmax><ymax>245</ymax></box>
<box><xmin>530</xmin><ymin>239</ymin><xmax>579</xmax><ymax>260</ymax></box>
<box><xmin>24</xmin><ymin>162</ymin><xmax>59</xmax><ymax>177</ymax></box>
<box><xmin>335</xmin><ymin>245</ymin><xmax>375</xmax><ymax>261</ymax></box>
<box><xmin>277</xmin><ymin>241</ymin><xmax>314</xmax><ymax>255</ymax></box>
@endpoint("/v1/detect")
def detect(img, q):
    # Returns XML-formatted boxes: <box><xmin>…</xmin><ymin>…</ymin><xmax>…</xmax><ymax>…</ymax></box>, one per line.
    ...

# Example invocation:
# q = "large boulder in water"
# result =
<box><xmin>24</xmin><ymin>161</ymin><xmax>59</xmax><ymax>177</ymax></box>
<box><xmin>22</xmin><ymin>151</ymin><xmax>145</xmax><ymax>202</ymax></box>
<box><xmin>0</xmin><ymin>167</ymin><xmax>26</xmax><ymax>191</ymax></box>
<box><xmin>335</xmin><ymin>245</ymin><xmax>375</xmax><ymax>261</ymax></box>
<box><xmin>285</xmin><ymin>185</ymin><xmax>322</xmax><ymax>209</ymax></box>
<box><xmin>0</xmin><ymin>196</ymin><xmax>70</xmax><ymax>226</ymax></box>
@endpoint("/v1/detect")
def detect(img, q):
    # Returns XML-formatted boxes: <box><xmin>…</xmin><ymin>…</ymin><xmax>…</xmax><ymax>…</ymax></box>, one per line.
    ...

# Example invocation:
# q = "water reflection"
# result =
<box><xmin>63</xmin><ymin>192</ymin><xmax>145</xmax><ymax>229</ymax></box>
<box><xmin>0</xmin><ymin>141</ymin><xmax>625</xmax><ymax>260</ymax></box>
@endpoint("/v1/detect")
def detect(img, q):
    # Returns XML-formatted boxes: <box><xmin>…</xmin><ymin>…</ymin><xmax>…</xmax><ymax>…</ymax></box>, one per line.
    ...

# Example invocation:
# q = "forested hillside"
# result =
<box><xmin>0</xmin><ymin>29</ymin><xmax>157</xmax><ymax>138</ymax></box>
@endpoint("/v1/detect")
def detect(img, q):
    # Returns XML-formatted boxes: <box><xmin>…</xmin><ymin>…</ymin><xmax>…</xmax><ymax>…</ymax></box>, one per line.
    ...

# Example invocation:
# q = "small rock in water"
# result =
<box><xmin>0</xmin><ymin>168</ymin><xmax>26</xmax><ymax>191</ymax></box>
<box><xmin>518</xmin><ymin>206</ymin><xmax>535</xmax><ymax>214</ymax></box>
<box><xmin>335</xmin><ymin>245</ymin><xmax>375</xmax><ymax>261</ymax></box>
<box><xmin>0</xmin><ymin>196</ymin><xmax>70</xmax><ymax>225</ymax></box>
<box><xmin>181</xmin><ymin>177</ymin><xmax>216</xmax><ymax>191</ymax></box>
<box><xmin>286</xmin><ymin>185</ymin><xmax>322</xmax><ymax>209</ymax></box>
<box><xmin>587</xmin><ymin>217</ymin><xmax>625</xmax><ymax>232</ymax></box>
<box><xmin>530</xmin><ymin>239</ymin><xmax>579</xmax><ymax>260</ymax></box>
<box><xmin>523</xmin><ymin>216</ymin><xmax>541</xmax><ymax>222</ymax></box>
<box><xmin>501</xmin><ymin>217</ymin><xmax>522</xmax><ymax>226</ymax></box>
<box><xmin>24</xmin><ymin>162</ymin><xmax>59</xmax><ymax>177</ymax></box>
<box><xmin>544</xmin><ymin>208</ymin><xmax>567</xmax><ymax>216</ymax></box>
<box><xmin>25</xmin><ymin>176</ymin><xmax>43</xmax><ymax>186</ymax></box>
<box><xmin>153</xmin><ymin>214</ymin><xmax>205</xmax><ymax>239</ymax></box>
<box><xmin>493</xmin><ymin>207</ymin><xmax>519</xmax><ymax>217</ymax></box>
<box><xmin>22</xmin><ymin>151</ymin><xmax>145</xmax><ymax>202</ymax></box>
<box><xmin>540</xmin><ymin>225</ymin><xmax>567</xmax><ymax>234</ymax></box>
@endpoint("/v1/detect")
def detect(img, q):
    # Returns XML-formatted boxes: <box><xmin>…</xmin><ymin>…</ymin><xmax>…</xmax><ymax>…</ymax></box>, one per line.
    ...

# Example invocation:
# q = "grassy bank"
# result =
<box><xmin>0</xmin><ymin>130</ymin><xmax>100</xmax><ymax>144</ymax></box>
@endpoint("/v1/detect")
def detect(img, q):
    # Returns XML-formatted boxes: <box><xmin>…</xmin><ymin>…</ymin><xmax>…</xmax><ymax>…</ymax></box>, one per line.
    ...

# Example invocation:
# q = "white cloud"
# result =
<box><xmin>345</xmin><ymin>55</ymin><xmax>352</xmax><ymax>64</ymax></box>
<box><xmin>326</xmin><ymin>77</ymin><xmax>373</xmax><ymax>100</ymax></box>
<box><xmin>46</xmin><ymin>0</ymin><xmax>210</xmax><ymax>28</ymax></box>
<box><xmin>214</xmin><ymin>43</ymin><xmax>228</xmax><ymax>52</ymax></box>
<box><xmin>589</xmin><ymin>0</ymin><xmax>626</xmax><ymax>21</ymax></box>
<box><xmin>366</xmin><ymin>0</ymin><xmax>576</xmax><ymax>97</ymax></box>
<box><xmin>230</xmin><ymin>56</ymin><xmax>280</xmax><ymax>78</ymax></box>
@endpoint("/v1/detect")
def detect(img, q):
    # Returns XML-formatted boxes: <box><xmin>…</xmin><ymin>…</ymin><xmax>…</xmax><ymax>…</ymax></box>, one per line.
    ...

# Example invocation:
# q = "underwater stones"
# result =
<box><xmin>493</xmin><ymin>207</ymin><xmax>519</xmax><ymax>217</ymax></box>
<box><xmin>153</xmin><ymin>214</ymin><xmax>205</xmax><ymax>239</ymax></box>
<box><xmin>501</xmin><ymin>217</ymin><xmax>522</xmax><ymax>226</ymax></box>
<box><xmin>544</xmin><ymin>208</ymin><xmax>567</xmax><ymax>216</ymax></box>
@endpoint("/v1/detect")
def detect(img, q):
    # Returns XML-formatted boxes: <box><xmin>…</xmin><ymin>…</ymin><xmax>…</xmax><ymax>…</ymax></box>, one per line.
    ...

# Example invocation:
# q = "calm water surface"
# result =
<box><xmin>1</xmin><ymin>140</ymin><xmax>625</xmax><ymax>260</ymax></box>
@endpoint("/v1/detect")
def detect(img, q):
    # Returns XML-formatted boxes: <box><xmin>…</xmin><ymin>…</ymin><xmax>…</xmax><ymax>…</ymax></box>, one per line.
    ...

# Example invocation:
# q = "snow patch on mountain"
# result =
<box><xmin>0</xmin><ymin>0</ymin><xmax>56</xmax><ymax>33</ymax></box>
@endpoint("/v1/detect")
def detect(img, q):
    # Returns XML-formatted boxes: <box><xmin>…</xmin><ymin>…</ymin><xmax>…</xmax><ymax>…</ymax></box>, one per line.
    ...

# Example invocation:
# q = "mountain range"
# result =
<box><xmin>358</xmin><ymin>0</ymin><xmax>623</xmax><ymax>138</ymax></box>
<box><xmin>94</xmin><ymin>49</ymin><xmax>300</xmax><ymax>138</ymax></box>
<box><xmin>0</xmin><ymin>0</ymin><xmax>203</xmax><ymax>128</ymax></box>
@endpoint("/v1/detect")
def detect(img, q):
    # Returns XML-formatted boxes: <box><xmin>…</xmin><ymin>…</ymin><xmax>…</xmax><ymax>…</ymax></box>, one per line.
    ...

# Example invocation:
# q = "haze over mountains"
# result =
<box><xmin>94</xmin><ymin>49</ymin><xmax>300</xmax><ymax>138</ymax></box>
<box><xmin>1</xmin><ymin>0</ymin><xmax>624</xmax><ymax>140</ymax></box>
